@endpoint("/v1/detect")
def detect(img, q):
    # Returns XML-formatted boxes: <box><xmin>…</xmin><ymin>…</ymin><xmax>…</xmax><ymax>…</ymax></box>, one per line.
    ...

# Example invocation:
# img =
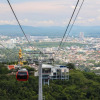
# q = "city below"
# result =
<box><xmin>0</xmin><ymin>32</ymin><xmax>100</xmax><ymax>73</ymax></box>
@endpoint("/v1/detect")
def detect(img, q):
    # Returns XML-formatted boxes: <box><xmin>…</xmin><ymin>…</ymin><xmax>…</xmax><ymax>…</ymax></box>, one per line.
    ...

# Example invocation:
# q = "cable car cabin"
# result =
<box><xmin>16</xmin><ymin>68</ymin><xmax>29</xmax><ymax>81</ymax></box>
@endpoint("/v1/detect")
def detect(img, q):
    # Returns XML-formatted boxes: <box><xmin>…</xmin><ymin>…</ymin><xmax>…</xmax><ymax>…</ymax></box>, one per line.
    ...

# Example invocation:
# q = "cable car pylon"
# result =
<box><xmin>26</xmin><ymin>51</ymin><xmax>54</xmax><ymax>100</ymax></box>
<box><xmin>38</xmin><ymin>60</ymin><xmax>43</xmax><ymax>100</ymax></box>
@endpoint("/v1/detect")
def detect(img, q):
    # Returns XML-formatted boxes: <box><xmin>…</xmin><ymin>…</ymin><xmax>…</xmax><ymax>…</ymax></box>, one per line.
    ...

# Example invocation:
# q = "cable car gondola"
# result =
<box><xmin>16</xmin><ymin>68</ymin><xmax>29</xmax><ymax>81</ymax></box>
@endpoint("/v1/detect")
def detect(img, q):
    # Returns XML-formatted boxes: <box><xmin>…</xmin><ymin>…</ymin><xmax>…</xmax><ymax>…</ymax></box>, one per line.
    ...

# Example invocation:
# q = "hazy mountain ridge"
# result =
<box><xmin>0</xmin><ymin>25</ymin><xmax>100</xmax><ymax>37</ymax></box>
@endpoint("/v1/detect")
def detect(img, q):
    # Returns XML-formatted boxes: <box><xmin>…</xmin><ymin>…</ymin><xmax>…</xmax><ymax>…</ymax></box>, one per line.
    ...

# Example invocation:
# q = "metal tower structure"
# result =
<box><xmin>38</xmin><ymin>60</ymin><xmax>43</xmax><ymax>100</ymax></box>
<box><xmin>26</xmin><ymin>51</ymin><xmax>54</xmax><ymax>100</ymax></box>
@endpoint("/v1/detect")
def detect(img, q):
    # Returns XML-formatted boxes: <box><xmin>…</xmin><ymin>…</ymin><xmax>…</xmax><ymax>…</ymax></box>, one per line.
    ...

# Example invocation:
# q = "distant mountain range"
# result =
<box><xmin>0</xmin><ymin>25</ymin><xmax>100</xmax><ymax>37</ymax></box>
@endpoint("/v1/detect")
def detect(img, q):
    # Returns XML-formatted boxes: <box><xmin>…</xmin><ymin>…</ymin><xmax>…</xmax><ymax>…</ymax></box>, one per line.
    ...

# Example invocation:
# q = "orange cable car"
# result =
<box><xmin>16</xmin><ymin>68</ymin><xmax>29</xmax><ymax>81</ymax></box>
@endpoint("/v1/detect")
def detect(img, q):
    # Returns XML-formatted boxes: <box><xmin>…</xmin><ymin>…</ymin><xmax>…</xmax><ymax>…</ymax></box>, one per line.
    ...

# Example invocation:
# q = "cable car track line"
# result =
<box><xmin>7</xmin><ymin>0</ymin><xmax>30</xmax><ymax>45</ymax></box>
<box><xmin>7</xmin><ymin>0</ymin><xmax>43</xmax><ymax>55</ymax></box>
<box><xmin>55</xmin><ymin>0</ymin><xmax>80</xmax><ymax>57</ymax></box>
<box><xmin>0</xmin><ymin>43</ymin><xmax>15</xmax><ymax>54</ymax></box>
<box><xmin>62</xmin><ymin>0</ymin><xmax>85</xmax><ymax>47</ymax></box>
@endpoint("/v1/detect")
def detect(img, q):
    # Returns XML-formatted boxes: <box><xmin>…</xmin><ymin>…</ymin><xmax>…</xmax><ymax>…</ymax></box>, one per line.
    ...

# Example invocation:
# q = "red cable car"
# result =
<box><xmin>16</xmin><ymin>68</ymin><xmax>29</xmax><ymax>81</ymax></box>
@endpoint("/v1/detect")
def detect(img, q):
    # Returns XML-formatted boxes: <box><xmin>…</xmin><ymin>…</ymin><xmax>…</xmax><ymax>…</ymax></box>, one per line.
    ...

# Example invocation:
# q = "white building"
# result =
<box><xmin>35</xmin><ymin>64</ymin><xmax>69</xmax><ymax>85</ymax></box>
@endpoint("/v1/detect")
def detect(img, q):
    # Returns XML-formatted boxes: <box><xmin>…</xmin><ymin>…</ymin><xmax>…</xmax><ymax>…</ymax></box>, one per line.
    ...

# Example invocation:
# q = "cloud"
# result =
<box><xmin>0</xmin><ymin>19</ymin><xmax>59</xmax><ymax>26</ymax></box>
<box><xmin>0</xmin><ymin>0</ymin><xmax>100</xmax><ymax>26</ymax></box>
<box><xmin>13</xmin><ymin>2</ymin><xmax>69</xmax><ymax>14</ymax></box>
<box><xmin>0</xmin><ymin>0</ymin><xmax>76</xmax><ymax>14</ymax></box>
<box><xmin>71</xmin><ymin>6</ymin><xmax>75</xmax><ymax>9</ymax></box>
<box><xmin>33</xmin><ymin>20</ymin><xmax>55</xmax><ymax>26</ymax></box>
<box><xmin>0</xmin><ymin>3</ymin><xmax>10</xmax><ymax>13</ymax></box>
<box><xmin>0</xmin><ymin>20</ymin><xmax>16</xmax><ymax>25</ymax></box>
<box><xmin>97</xmin><ymin>16</ymin><xmax>100</xmax><ymax>20</ymax></box>
<box><xmin>77</xmin><ymin>17</ymin><xmax>83</xmax><ymax>20</ymax></box>
<box><xmin>0</xmin><ymin>19</ymin><xmax>29</xmax><ymax>25</ymax></box>
<box><xmin>88</xmin><ymin>18</ymin><xmax>95</xmax><ymax>22</ymax></box>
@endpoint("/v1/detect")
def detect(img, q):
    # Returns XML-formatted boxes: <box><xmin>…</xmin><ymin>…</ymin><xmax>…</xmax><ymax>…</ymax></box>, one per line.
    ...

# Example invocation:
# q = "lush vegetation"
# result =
<box><xmin>0</xmin><ymin>48</ymin><xmax>19</xmax><ymax>62</ymax></box>
<box><xmin>0</xmin><ymin>63</ymin><xmax>100</xmax><ymax>100</ymax></box>
<box><xmin>0</xmin><ymin>63</ymin><xmax>9</xmax><ymax>74</ymax></box>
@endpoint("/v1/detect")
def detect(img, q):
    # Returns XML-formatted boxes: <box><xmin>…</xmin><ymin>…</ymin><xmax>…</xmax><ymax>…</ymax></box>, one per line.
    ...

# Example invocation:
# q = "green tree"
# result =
<box><xmin>66</xmin><ymin>63</ymin><xmax>75</xmax><ymax>70</ymax></box>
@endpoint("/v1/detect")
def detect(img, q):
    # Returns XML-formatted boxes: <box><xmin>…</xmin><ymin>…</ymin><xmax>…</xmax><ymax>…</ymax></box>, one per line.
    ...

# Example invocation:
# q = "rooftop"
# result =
<box><xmin>42</xmin><ymin>64</ymin><xmax>53</xmax><ymax>68</ymax></box>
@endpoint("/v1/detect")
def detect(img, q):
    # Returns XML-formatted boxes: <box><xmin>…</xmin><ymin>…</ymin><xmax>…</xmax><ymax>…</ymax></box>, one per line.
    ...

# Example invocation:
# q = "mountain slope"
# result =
<box><xmin>0</xmin><ymin>25</ymin><xmax>100</xmax><ymax>37</ymax></box>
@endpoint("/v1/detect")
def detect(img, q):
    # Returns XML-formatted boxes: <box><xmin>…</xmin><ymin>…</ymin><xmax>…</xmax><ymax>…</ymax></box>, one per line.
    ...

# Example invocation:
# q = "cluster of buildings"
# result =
<box><xmin>0</xmin><ymin>33</ymin><xmax>100</xmax><ymax>71</ymax></box>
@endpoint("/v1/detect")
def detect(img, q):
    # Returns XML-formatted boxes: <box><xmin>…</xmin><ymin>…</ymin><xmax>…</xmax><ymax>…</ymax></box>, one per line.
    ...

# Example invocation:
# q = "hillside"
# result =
<box><xmin>0</xmin><ymin>63</ymin><xmax>100</xmax><ymax>100</ymax></box>
<box><xmin>0</xmin><ymin>25</ymin><xmax>100</xmax><ymax>37</ymax></box>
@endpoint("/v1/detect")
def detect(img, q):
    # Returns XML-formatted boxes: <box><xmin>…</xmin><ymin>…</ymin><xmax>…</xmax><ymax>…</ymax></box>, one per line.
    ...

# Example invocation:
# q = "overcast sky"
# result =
<box><xmin>0</xmin><ymin>0</ymin><xmax>100</xmax><ymax>26</ymax></box>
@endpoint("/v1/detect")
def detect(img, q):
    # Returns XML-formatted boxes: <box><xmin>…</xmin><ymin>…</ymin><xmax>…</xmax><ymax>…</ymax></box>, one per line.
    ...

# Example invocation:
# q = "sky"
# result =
<box><xmin>0</xmin><ymin>0</ymin><xmax>100</xmax><ymax>27</ymax></box>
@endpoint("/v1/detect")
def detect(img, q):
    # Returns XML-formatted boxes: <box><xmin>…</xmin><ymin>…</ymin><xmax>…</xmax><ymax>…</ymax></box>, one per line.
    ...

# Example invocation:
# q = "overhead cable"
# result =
<box><xmin>7</xmin><ymin>0</ymin><xmax>31</xmax><ymax>45</ymax></box>
<box><xmin>7</xmin><ymin>0</ymin><xmax>43</xmax><ymax>54</ymax></box>
<box><xmin>62</xmin><ymin>0</ymin><xmax>85</xmax><ymax>47</ymax></box>
<box><xmin>55</xmin><ymin>0</ymin><xmax>80</xmax><ymax>56</ymax></box>
<box><xmin>0</xmin><ymin>43</ymin><xmax>16</xmax><ymax>54</ymax></box>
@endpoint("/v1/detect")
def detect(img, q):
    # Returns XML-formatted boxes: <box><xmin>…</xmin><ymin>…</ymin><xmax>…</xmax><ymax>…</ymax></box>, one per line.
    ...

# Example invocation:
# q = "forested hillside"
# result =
<box><xmin>0</xmin><ymin>63</ymin><xmax>100</xmax><ymax>100</ymax></box>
